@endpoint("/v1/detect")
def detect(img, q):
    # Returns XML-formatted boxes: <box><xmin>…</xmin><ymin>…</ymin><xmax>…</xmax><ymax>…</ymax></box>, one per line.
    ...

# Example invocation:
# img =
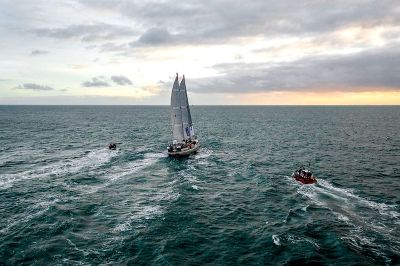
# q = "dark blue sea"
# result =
<box><xmin>0</xmin><ymin>106</ymin><xmax>399</xmax><ymax>265</ymax></box>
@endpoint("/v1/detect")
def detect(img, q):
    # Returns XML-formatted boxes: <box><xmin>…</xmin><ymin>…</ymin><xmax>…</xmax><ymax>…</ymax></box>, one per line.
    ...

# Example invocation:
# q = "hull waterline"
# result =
<box><xmin>168</xmin><ymin>143</ymin><xmax>200</xmax><ymax>157</ymax></box>
<box><xmin>292</xmin><ymin>173</ymin><xmax>317</xmax><ymax>184</ymax></box>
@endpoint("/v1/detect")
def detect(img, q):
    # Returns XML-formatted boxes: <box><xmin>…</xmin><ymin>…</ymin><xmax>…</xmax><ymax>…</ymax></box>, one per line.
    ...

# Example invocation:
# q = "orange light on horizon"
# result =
<box><xmin>239</xmin><ymin>90</ymin><xmax>400</xmax><ymax>105</ymax></box>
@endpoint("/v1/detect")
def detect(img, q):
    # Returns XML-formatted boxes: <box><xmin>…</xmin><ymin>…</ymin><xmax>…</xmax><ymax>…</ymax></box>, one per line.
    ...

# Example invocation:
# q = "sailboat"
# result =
<box><xmin>167</xmin><ymin>73</ymin><xmax>200</xmax><ymax>157</ymax></box>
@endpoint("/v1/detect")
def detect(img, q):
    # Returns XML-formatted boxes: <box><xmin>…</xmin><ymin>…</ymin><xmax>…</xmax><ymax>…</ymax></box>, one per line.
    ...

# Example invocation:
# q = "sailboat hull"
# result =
<box><xmin>168</xmin><ymin>143</ymin><xmax>200</xmax><ymax>157</ymax></box>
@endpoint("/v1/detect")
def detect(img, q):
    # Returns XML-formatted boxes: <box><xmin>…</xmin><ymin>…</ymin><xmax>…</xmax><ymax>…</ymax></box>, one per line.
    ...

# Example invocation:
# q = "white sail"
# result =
<box><xmin>179</xmin><ymin>75</ymin><xmax>195</xmax><ymax>139</ymax></box>
<box><xmin>171</xmin><ymin>74</ymin><xmax>184</xmax><ymax>142</ymax></box>
<box><xmin>168</xmin><ymin>73</ymin><xmax>199</xmax><ymax>156</ymax></box>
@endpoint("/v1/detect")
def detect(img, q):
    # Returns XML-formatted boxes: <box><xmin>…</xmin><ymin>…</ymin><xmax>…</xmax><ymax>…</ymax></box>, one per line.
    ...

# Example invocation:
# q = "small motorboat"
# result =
<box><xmin>108</xmin><ymin>143</ymin><xmax>117</xmax><ymax>150</ymax></box>
<box><xmin>292</xmin><ymin>166</ymin><xmax>317</xmax><ymax>184</ymax></box>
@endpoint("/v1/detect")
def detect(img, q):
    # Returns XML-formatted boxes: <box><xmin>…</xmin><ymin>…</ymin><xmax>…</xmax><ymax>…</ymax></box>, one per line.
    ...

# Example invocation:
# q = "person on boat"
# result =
<box><xmin>108</xmin><ymin>143</ymin><xmax>116</xmax><ymax>150</ymax></box>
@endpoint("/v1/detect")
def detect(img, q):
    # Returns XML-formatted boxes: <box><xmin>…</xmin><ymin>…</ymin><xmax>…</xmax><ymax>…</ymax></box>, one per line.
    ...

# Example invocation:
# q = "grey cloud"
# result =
<box><xmin>0</xmin><ymin>94</ymin><xmax>169</xmax><ymax>105</ymax></box>
<box><xmin>31</xmin><ymin>50</ymin><xmax>49</xmax><ymax>56</ymax></box>
<box><xmin>111</xmin><ymin>75</ymin><xmax>132</xmax><ymax>86</ymax></box>
<box><xmin>14</xmin><ymin>83</ymin><xmax>54</xmax><ymax>91</ymax></box>
<box><xmin>100</xmin><ymin>42</ymin><xmax>128</xmax><ymax>52</ymax></box>
<box><xmin>80</xmin><ymin>0</ymin><xmax>400</xmax><ymax>46</ymax></box>
<box><xmin>190</xmin><ymin>45</ymin><xmax>400</xmax><ymax>93</ymax></box>
<box><xmin>82</xmin><ymin>76</ymin><xmax>133</xmax><ymax>87</ymax></box>
<box><xmin>81</xmin><ymin>77</ymin><xmax>110</xmax><ymax>87</ymax></box>
<box><xmin>134</xmin><ymin>28</ymin><xmax>174</xmax><ymax>45</ymax></box>
<box><xmin>34</xmin><ymin>23</ymin><xmax>137</xmax><ymax>42</ymax></box>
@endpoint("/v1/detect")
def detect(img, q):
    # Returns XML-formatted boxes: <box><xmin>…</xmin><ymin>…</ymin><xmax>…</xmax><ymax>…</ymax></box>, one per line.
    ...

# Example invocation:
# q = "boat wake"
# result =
<box><xmin>0</xmin><ymin>148</ymin><xmax>118</xmax><ymax>189</ymax></box>
<box><xmin>193</xmin><ymin>148</ymin><xmax>212</xmax><ymax>160</ymax></box>
<box><xmin>68</xmin><ymin>152</ymin><xmax>167</xmax><ymax>195</ymax></box>
<box><xmin>0</xmin><ymin>197</ymin><xmax>60</xmax><ymax>235</ymax></box>
<box><xmin>298</xmin><ymin>179</ymin><xmax>399</xmax><ymax>222</ymax></box>
<box><xmin>296</xmin><ymin>178</ymin><xmax>400</xmax><ymax>260</ymax></box>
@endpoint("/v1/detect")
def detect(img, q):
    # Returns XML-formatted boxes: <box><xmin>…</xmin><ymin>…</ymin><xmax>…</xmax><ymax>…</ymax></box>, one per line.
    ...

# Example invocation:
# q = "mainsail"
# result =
<box><xmin>170</xmin><ymin>74</ymin><xmax>194</xmax><ymax>142</ymax></box>
<box><xmin>171</xmin><ymin>74</ymin><xmax>184</xmax><ymax>141</ymax></box>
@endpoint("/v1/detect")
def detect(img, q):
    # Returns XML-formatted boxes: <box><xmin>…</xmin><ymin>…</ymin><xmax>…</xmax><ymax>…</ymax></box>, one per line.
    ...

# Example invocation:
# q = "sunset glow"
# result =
<box><xmin>0</xmin><ymin>1</ymin><xmax>399</xmax><ymax>105</ymax></box>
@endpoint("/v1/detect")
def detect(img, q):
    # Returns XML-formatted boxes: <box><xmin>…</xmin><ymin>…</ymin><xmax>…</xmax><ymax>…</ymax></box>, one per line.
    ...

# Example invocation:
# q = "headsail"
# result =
<box><xmin>179</xmin><ymin>75</ymin><xmax>195</xmax><ymax>139</ymax></box>
<box><xmin>171</xmin><ymin>74</ymin><xmax>184</xmax><ymax>142</ymax></box>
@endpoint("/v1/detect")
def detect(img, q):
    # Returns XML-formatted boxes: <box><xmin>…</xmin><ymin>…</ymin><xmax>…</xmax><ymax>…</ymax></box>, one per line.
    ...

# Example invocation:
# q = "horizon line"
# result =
<box><xmin>1</xmin><ymin>104</ymin><xmax>399</xmax><ymax>107</ymax></box>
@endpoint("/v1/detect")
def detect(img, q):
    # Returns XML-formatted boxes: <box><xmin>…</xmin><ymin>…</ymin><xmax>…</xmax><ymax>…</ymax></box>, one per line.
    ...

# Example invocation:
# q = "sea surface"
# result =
<box><xmin>0</xmin><ymin>106</ymin><xmax>399</xmax><ymax>265</ymax></box>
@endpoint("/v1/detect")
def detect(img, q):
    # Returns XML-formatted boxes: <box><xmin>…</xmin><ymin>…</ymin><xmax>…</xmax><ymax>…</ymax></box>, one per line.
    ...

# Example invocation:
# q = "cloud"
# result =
<box><xmin>79</xmin><ymin>0</ymin><xmax>400</xmax><ymax>46</ymax></box>
<box><xmin>31</xmin><ymin>50</ymin><xmax>49</xmax><ymax>56</ymax></box>
<box><xmin>14</xmin><ymin>83</ymin><xmax>54</xmax><ymax>91</ymax></box>
<box><xmin>82</xmin><ymin>75</ymin><xmax>133</xmax><ymax>87</ymax></box>
<box><xmin>81</xmin><ymin>77</ymin><xmax>110</xmax><ymax>87</ymax></box>
<box><xmin>133</xmin><ymin>28</ymin><xmax>174</xmax><ymax>46</ymax></box>
<box><xmin>33</xmin><ymin>23</ymin><xmax>137</xmax><ymax>42</ymax></box>
<box><xmin>111</xmin><ymin>75</ymin><xmax>132</xmax><ymax>86</ymax></box>
<box><xmin>99</xmin><ymin>42</ymin><xmax>128</xmax><ymax>52</ymax></box>
<box><xmin>190</xmin><ymin>45</ymin><xmax>400</xmax><ymax>93</ymax></box>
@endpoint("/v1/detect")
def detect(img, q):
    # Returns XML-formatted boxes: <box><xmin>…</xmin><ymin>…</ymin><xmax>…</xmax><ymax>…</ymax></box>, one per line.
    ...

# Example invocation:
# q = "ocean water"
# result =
<box><xmin>0</xmin><ymin>106</ymin><xmax>399</xmax><ymax>265</ymax></box>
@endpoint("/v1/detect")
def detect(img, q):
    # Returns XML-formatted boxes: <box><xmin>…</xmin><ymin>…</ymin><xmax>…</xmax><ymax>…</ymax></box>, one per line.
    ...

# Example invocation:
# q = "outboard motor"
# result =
<box><xmin>167</xmin><ymin>146</ymin><xmax>172</xmax><ymax>152</ymax></box>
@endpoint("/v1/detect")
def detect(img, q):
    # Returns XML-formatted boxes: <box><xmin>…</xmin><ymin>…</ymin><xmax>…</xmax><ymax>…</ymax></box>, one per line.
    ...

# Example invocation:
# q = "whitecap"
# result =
<box><xmin>272</xmin><ymin>235</ymin><xmax>281</xmax><ymax>246</ymax></box>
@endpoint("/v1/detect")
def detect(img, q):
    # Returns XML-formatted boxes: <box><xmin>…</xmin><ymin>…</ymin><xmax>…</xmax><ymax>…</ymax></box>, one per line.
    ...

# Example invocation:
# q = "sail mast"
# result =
<box><xmin>179</xmin><ymin>75</ymin><xmax>193</xmax><ymax>140</ymax></box>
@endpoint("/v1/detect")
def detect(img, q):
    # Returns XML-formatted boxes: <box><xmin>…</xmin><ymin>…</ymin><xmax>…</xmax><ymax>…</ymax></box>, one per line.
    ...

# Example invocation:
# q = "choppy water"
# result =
<box><xmin>0</xmin><ymin>106</ymin><xmax>399</xmax><ymax>265</ymax></box>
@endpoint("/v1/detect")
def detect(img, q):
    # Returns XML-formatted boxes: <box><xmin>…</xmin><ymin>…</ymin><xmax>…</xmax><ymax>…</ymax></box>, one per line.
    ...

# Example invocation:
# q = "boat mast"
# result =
<box><xmin>179</xmin><ymin>75</ymin><xmax>185</xmax><ymax>142</ymax></box>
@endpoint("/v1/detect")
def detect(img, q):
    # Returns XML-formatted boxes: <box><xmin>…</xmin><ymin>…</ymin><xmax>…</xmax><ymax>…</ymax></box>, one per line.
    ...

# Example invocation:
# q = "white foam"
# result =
<box><xmin>144</xmin><ymin>152</ymin><xmax>167</xmax><ymax>159</ymax></box>
<box><xmin>112</xmin><ymin>164</ymin><xmax>180</xmax><ymax>233</ymax></box>
<box><xmin>194</xmin><ymin>148</ymin><xmax>212</xmax><ymax>160</ymax></box>
<box><xmin>113</xmin><ymin>205</ymin><xmax>163</xmax><ymax>232</ymax></box>
<box><xmin>272</xmin><ymin>235</ymin><xmax>281</xmax><ymax>246</ymax></box>
<box><xmin>192</xmin><ymin>185</ymin><xmax>199</xmax><ymax>190</ymax></box>
<box><xmin>297</xmin><ymin>178</ymin><xmax>400</xmax><ymax>255</ymax></box>
<box><xmin>334</xmin><ymin>212</ymin><xmax>350</xmax><ymax>222</ymax></box>
<box><xmin>301</xmin><ymin>205</ymin><xmax>309</xmax><ymax>212</ymax></box>
<box><xmin>0</xmin><ymin>197</ymin><xmax>60</xmax><ymax>234</ymax></box>
<box><xmin>65</xmin><ymin>238</ymin><xmax>90</xmax><ymax>256</ymax></box>
<box><xmin>317</xmin><ymin>179</ymin><xmax>399</xmax><ymax>219</ymax></box>
<box><xmin>0</xmin><ymin>148</ymin><xmax>118</xmax><ymax>189</ymax></box>
<box><xmin>297</xmin><ymin>179</ymin><xmax>399</xmax><ymax>221</ymax></box>
<box><xmin>71</xmin><ymin>154</ymin><xmax>162</xmax><ymax>195</ymax></box>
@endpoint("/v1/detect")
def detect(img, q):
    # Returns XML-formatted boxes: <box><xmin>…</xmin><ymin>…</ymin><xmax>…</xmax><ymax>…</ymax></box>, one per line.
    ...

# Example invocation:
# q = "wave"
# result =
<box><xmin>0</xmin><ymin>197</ymin><xmax>60</xmax><ymax>235</ymax></box>
<box><xmin>194</xmin><ymin>148</ymin><xmax>213</xmax><ymax>160</ymax></box>
<box><xmin>272</xmin><ymin>235</ymin><xmax>281</xmax><ymax>246</ymax></box>
<box><xmin>296</xmin><ymin>178</ymin><xmax>400</xmax><ymax>260</ymax></box>
<box><xmin>69</xmin><ymin>152</ymin><xmax>167</xmax><ymax>195</ymax></box>
<box><xmin>0</xmin><ymin>148</ymin><xmax>118</xmax><ymax>189</ymax></box>
<box><xmin>316</xmin><ymin>179</ymin><xmax>399</xmax><ymax>220</ymax></box>
<box><xmin>112</xmin><ymin>176</ymin><xmax>179</xmax><ymax>233</ymax></box>
<box><xmin>113</xmin><ymin>205</ymin><xmax>163</xmax><ymax>232</ymax></box>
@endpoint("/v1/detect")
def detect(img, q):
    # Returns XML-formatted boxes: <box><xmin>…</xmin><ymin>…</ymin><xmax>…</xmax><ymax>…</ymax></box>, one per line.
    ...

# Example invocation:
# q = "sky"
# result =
<box><xmin>0</xmin><ymin>0</ymin><xmax>400</xmax><ymax>105</ymax></box>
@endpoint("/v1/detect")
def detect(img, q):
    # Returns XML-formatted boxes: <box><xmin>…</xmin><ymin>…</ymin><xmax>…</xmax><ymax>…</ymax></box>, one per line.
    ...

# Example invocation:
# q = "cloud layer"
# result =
<box><xmin>82</xmin><ymin>75</ymin><xmax>133</xmax><ymax>87</ymax></box>
<box><xmin>81</xmin><ymin>77</ymin><xmax>110</xmax><ymax>87</ymax></box>
<box><xmin>34</xmin><ymin>23</ymin><xmax>137</xmax><ymax>42</ymax></box>
<box><xmin>31</xmin><ymin>50</ymin><xmax>49</xmax><ymax>56</ymax></box>
<box><xmin>191</xmin><ymin>45</ymin><xmax>400</xmax><ymax>93</ymax></box>
<box><xmin>1</xmin><ymin>0</ymin><xmax>400</xmax><ymax>104</ymax></box>
<box><xmin>80</xmin><ymin>0</ymin><xmax>400</xmax><ymax>46</ymax></box>
<box><xmin>14</xmin><ymin>83</ymin><xmax>54</xmax><ymax>91</ymax></box>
